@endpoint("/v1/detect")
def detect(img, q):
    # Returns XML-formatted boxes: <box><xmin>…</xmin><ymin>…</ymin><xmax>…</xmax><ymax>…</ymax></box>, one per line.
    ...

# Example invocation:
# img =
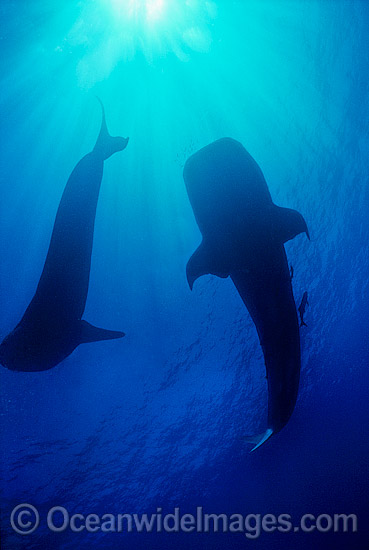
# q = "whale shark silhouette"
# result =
<box><xmin>183</xmin><ymin>138</ymin><xmax>309</xmax><ymax>451</ymax></box>
<box><xmin>0</xmin><ymin>101</ymin><xmax>128</xmax><ymax>372</ymax></box>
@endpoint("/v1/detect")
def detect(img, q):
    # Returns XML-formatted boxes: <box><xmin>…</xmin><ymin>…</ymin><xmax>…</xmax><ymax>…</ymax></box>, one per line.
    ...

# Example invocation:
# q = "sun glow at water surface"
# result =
<box><xmin>59</xmin><ymin>0</ymin><xmax>218</xmax><ymax>86</ymax></box>
<box><xmin>110</xmin><ymin>0</ymin><xmax>166</xmax><ymax>22</ymax></box>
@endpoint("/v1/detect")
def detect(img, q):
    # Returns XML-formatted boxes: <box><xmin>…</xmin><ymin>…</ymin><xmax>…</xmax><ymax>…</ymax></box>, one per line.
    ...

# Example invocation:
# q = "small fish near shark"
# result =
<box><xmin>298</xmin><ymin>291</ymin><xmax>309</xmax><ymax>327</ymax></box>
<box><xmin>183</xmin><ymin>138</ymin><xmax>310</xmax><ymax>451</ymax></box>
<box><xmin>0</xmin><ymin>101</ymin><xmax>128</xmax><ymax>372</ymax></box>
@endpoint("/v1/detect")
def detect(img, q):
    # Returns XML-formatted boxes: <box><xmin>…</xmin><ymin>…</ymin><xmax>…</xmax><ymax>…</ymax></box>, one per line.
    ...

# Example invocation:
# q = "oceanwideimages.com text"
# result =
<box><xmin>10</xmin><ymin>504</ymin><xmax>358</xmax><ymax>539</ymax></box>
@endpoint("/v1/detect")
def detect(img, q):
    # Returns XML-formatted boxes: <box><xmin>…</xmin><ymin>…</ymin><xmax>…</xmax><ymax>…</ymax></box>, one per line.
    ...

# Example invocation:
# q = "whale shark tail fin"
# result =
<box><xmin>243</xmin><ymin>429</ymin><xmax>274</xmax><ymax>452</ymax></box>
<box><xmin>94</xmin><ymin>98</ymin><xmax>129</xmax><ymax>160</ymax></box>
<box><xmin>80</xmin><ymin>320</ymin><xmax>125</xmax><ymax>344</ymax></box>
<box><xmin>300</xmin><ymin>320</ymin><xmax>308</xmax><ymax>328</ymax></box>
<box><xmin>273</xmin><ymin>205</ymin><xmax>310</xmax><ymax>243</ymax></box>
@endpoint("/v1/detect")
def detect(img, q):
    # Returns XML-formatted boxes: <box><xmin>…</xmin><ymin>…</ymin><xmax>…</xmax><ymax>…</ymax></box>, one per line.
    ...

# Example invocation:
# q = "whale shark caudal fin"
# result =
<box><xmin>79</xmin><ymin>320</ymin><xmax>125</xmax><ymax>344</ymax></box>
<box><xmin>94</xmin><ymin>98</ymin><xmax>129</xmax><ymax>160</ymax></box>
<box><xmin>243</xmin><ymin>429</ymin><xmax>274</xmax><ymax>452</ymax></box>
<box><xmin>273</xmin><ymin>205</ymin><xmax>310</xmax><ymax>243</ymax></box>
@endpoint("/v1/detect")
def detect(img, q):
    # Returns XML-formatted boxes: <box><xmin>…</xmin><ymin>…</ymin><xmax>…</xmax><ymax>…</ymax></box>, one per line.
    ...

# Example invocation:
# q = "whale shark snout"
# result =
<box><xmin>0</xmin><ymin>325</ymin><xmax>77</xmax><ymax>372</ymax></box>
<box><xmin>0</xmin><ymin>320</ymin><xmax>125</xmax><ymax>372</ymax></box>
<box><xmin>184</xmin><ymin>138</ymin><xmax>309</xmax><ymax>450</ymax></box>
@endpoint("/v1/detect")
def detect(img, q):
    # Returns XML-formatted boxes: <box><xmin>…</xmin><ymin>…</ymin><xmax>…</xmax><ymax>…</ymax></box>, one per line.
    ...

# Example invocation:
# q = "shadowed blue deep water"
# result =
<box><xmin>1</xmin><ymin>1</ymin><xmax>369</xmax><ymax>548</ymax></box>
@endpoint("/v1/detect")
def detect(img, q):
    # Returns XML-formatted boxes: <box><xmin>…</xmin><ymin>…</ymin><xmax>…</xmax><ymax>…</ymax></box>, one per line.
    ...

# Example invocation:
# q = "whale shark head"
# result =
<box><xmin>0</xmin><ymin>324</ymin><xmax>78</xmax><ymax>372</ymax></box>
<box><xmin>0</xmin><ymin>329</ymin><xmax>28</xmax><ymax>371</ymax></box>
<box><xmin>0</xmin><ymin>318</ymin><xmax>125</xmax><ymax>372</ymax></box>
<box><xmin>0</xmin><ymin>342</ymin><xmax>6</xmax><ymax>368</ymax></box>
<box><xmin>183</xmin><ymin>138</ymin><xmax>310</xmax><ymax>289</ymax></box>
<box><xmin>183</xmin><ymin>138</ymin><xmax>273</xmax><ymax>239</ymax></box>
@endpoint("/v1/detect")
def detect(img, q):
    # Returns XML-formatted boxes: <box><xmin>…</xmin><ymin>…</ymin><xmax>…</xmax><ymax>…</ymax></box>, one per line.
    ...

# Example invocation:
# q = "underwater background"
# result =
<box><xmin>0</xmin><ymin>0</ymin><xmax>368</xmax><ymax>548</ymax></box>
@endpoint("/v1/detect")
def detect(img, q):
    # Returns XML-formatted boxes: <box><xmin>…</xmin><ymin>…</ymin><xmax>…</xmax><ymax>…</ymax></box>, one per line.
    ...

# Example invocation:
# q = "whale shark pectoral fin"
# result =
<box><xmin>186</xmin><ymin>242</ymin><xmax>210</xmax><ymax>290</ymax></box>
<box><xmin>79</xmin><ymin>320</ymin><xmax>125</xmax><ymax>344</ymax></box>
<box><xmin>273</xmin><ymin>205</ymin><xmax>310</xmax><ymax>243</ymax></box>
<box><xmin>243</xmin><ymin>429</ymin><xmax>274</xmax><ymax>452</ymax></box>
<box><xmin>186</xmin><ymin>242</ymin><xmax>229</xmax><ymax>290</ymax></box>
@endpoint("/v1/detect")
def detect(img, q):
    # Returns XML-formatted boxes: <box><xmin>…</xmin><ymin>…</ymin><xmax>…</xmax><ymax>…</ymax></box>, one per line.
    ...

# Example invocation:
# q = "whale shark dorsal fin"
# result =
<box><xmin>79</xmin><ymin>320</ymin><xmax>125</xmax><ymax>344</ymax></box>
<box><xmin>94</xmin><ymin>97</ymin><xmax>129</xmax><ymax>160</ymax></box>
<box><xmin>273</xmin><ymin>205</ymin><xmax>310</xmax><ymax>243</ymax></box>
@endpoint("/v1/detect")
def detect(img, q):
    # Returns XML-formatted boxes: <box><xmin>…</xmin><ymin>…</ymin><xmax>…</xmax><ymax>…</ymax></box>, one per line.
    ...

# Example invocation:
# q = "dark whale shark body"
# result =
<box><xmin>0</xmin><ymin>102</ymin><xmax>128</xmax><ymax>372</ymax></box>
<box><xmin>184</xmin><ymin>138</ymin><xmax>309</xmax><ymax>450</ymax></box>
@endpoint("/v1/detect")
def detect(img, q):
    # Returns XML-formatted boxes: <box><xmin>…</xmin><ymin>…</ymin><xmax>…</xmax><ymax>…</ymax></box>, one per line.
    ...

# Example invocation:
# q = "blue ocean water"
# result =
<box><xmin>0</xmin><ymin>1</ymin><xmax>368</xmax><ymax>548</ymax></box>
